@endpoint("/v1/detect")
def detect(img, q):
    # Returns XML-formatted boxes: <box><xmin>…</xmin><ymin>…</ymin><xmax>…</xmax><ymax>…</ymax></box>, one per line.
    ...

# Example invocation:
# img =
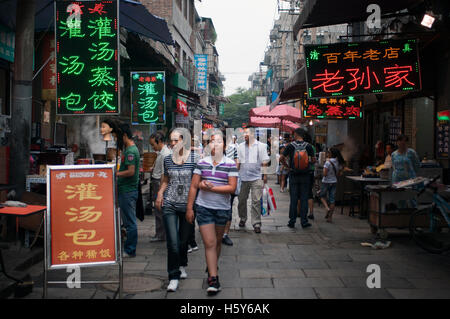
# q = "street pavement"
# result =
<box><xmin>1</xmin><ymin>175</ymin><xmax>450</xmax><ymax>299</ymax></box>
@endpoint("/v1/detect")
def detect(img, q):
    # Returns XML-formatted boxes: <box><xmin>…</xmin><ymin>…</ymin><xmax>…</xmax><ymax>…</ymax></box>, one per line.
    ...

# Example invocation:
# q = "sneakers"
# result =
<box><xmin>253</xmin><ymin>226</ymin><xmax>261</xmax><ymax>234</ymax></box>
<box><xmin>167</xmin><ymin>279</ymin><xmax>179</xmax><ymax>292</ymax></box>
<box><xmin>287</xmin><ymin>222</ymin><xmax>295</xmax><ymax>229</ymax></box>
<box><xmin>180</xmin><ymin>266</ymin><xmax>188</xmax><ymax>279</ymax></box>
<box><xmin>207</xmin><ymin>276</ymin><xmax>221</xmax><ymax>295</ymax></box>
<box><xmin>150</xmin><ymin>236</ymin><xmax>165</xmax><ymax>242</ymax></box>
<box><xmin>302</xmin><ymin>222</ymin><xmax>312</xmax><ymax>229</ymax></box>
<box><xmin>122</xmin><ymin>251</ymin><xmax>136</xmax><ymax>258</ymax></box>
<box><xmin>188</xmin><ymin>245</ymin><xmax>199</xmax><ymax>253</ymax></box>
<box><xmin>222</xmin><ymin>234</ymin><xmax>233</xmax><ymax>246</ymax></box>
<box><xmin>239</xmin><ymin>220</ymin><xmax>246</xmax><ymax>227</ymax></box>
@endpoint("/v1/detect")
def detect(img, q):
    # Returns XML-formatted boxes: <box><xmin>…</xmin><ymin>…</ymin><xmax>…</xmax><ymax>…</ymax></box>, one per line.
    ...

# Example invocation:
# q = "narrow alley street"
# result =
<box><xmin>2</xmin><ymin>176</ymin><xmax>449</xmax><ymax>299</ymax></box>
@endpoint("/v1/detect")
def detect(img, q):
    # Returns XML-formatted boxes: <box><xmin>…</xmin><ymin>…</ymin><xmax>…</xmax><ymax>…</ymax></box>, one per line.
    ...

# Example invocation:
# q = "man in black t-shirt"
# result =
<box><xmin>280</xmin><ymin>128</ymin><xmax>315</xmax><ymax>229</ymax></box>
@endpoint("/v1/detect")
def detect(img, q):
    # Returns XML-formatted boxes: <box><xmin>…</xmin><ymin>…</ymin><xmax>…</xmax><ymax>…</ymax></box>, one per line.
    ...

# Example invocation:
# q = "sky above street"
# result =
<box><xmin>195</xmin><ymin>0</ymin><xmax>279</xmax><ymax>96</ymax></box>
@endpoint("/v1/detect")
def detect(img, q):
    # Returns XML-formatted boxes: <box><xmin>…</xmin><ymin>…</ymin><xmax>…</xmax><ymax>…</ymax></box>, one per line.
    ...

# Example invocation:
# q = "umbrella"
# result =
<box><xmin>249</xmin><ymin>104</ymin><xmax>303</xmax><ymax>123</ymax></box>
<box><xmin>249</xmin><ymin>117</ymin><xmax>300</xmax><ymax>133</ymax></box>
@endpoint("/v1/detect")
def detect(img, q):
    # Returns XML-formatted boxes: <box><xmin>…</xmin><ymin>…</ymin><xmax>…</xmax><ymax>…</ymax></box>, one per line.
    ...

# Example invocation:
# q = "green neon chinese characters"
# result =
<box><xmin>59</xmin><ymin>20</ymin><xmax>85</xmax><ymax>38</ymax></box>
<box><xmin>89</xmin><ymin>66</ymin><xmax>115</xmax><ymax>87</ymax></box>
<box><xmin>138</xmin><ymin>96</ymin><xmax>158</xmax><ymax>123</ymax></box>
<box><xmin>61</xmin><ymin>93</ymin><xmax>87</xmax><ymax>111</ymax></box>
<box><xmin>89</xmin><ymin>42</ymin><xmax>115</xmax><ymax>61</ymax></box>
<box><xmin>310</xmin><ymin>49</ymin><xmax>320</xmax><ymax>61</ymax></box>
<box><xmin>88</xmin><ymin>91</ymin><xmax>115</xmax><ymax>110</ymax></box>
<box><xmin>138</xmin><ymin>83</ymin><xmax>157</xmax><ymax>96</ymax></box>
<box><xmin>88</xmin><ymin>17</ymin><xmax>115</xmax><ymax>39</ymax></box>
<box><xmin>59</xmin><ymin>56</ymin><xmax>85</xmax><ymax>75</ymax></box>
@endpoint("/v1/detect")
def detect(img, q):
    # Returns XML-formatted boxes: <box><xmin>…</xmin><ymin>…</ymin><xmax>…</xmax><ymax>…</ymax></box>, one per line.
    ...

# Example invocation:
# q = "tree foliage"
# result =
<box><xmin>220</xmin><ymin>87</ymin><xmax>259</xmax><ymax>128</ymax></box>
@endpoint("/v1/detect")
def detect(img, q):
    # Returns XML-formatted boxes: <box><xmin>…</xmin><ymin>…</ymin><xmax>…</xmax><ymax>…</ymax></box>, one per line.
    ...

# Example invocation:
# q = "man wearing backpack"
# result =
<box><xmin>280</xmin><ymin>128</ymin><xmax>316</xmax><ymax>229</ymax></box>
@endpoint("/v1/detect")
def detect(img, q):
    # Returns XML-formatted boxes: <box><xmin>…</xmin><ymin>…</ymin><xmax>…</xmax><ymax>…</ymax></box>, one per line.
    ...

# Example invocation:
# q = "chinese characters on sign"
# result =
<box><xmin>436</xmin><ymin>118</ymin><xmax>449</xmax><ymax>159</ymax></box>
<box><xmin>49</xmin><ymin>167</ymin><xmax>117</xmax><ymax>267</ymax></box>
<box><xmin>0</xmin><ymin>25</ymin><xmax>15</xmax><ymax>62</ymax></box>
<box><xmin>305</xmin><ymin>39</ymin><xmax>421</xmax><ymax>98</ymax></box>
<box><xmin>55</xmin><ymin>1</ymin><xmax>119</xmax><ymax>115</ymax></box>
<box><xmin>303</xmin><ymin>96</ymin><xmax>363</xmax><ymax>120</ymax></box>
<box><xmin>194</xmin><ymin>54</ymin><xmax>208</xmax><ymax>91</ymax></box>
<box><xmin>130</xmin><ymin>71</ymin><xmax>166</xmax><ymax>125</ymax></box>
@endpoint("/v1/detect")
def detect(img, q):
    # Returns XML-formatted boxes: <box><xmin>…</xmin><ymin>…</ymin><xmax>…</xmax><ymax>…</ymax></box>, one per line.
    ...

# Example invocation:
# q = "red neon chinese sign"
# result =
<box><xmin>303</xmin><ymin>96</ymin><xmax>363</xmax><ymax>120</ymax></box>
<box><xmin>305</xmin><ymin>39</ymin><xmax>421</xmax><ymax>98</ymax></box>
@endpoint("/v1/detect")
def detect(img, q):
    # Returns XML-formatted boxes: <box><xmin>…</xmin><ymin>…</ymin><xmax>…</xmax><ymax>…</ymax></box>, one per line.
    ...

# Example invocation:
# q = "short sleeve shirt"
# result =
<box><xmin>152</xmin><ymin>145</ymin><xmax>172</xmax><ymax>180</ymax></box>
<box><xmin>322</xmin><ymin>158</ymin><xmax>340</xmax><ymax>184</ymax></box>
<box><xmin>163</xmin><ymin>151</ymin><xmax>200</xmax><ymax>207</ymax></box>
<box><xmin>117</xmin><ymin>145</ymin><xmax>140</xmax><ymax>193</ymax></box>
<box><xmin>237</xmin><ymin>141</ymin><xmax>270</xmax><ymax>182</ymax></box>
<box><xmin>194</xmin><ymin>156</ymin><xmax>238</xmax><ymax>210</ymax></box>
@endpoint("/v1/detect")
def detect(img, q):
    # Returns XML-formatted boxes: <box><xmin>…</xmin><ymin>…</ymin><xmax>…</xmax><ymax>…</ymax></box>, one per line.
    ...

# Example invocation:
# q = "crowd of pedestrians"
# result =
<box><xmin>113</xmin><ymin>124</ymin><xmax>348</xmax><ymax>295</ymax></box>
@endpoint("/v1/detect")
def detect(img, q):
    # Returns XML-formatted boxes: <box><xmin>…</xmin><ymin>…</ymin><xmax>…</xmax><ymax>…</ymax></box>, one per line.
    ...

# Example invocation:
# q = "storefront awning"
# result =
<box><xmin>0</xmin><ymin>0</ymin><xmax>174</xmax><ymax>45</ymax></box>
<box><xmin>294</xmin><ymin>0</ymin><xmax>425</xmax><ymax>36</ymax></box>
<box><xmin>270</xmin><ymin>67</ymin><xmax>306</xmax><ymax>109</ymax></box>
<box><xmin>167</xmin><ymin>83</ymin><xmax>201</xmax><ymax>104</ymax></box>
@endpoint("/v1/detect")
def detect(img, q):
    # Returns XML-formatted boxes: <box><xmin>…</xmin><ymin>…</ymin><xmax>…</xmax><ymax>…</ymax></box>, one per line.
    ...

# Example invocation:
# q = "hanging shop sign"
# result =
<box><xmin>436</xmin><ymin>111</ymin><xmax>449</xmax><ymax>159</ymax></box>
<box><xmin>303</xmin><ymin>95</ymin><xmax>362</xmax><ymax>119</ymax></box>
<box><xmin>305</xmin><ymin>39</ymin><xmax>421</xmax><ymax>99</ymax></box>
<box><xmin>130</xmin><ymin>71</ymin><xmax>166</xmax><ymax>125</ymax></box>
<box><xmin>0</xmin><ymin>25</ymin><xmax>15</xmax><ymax>63</ymax></box>
<box><xmin>194</xmin><ymin>54</ymin><xmax>208</xmax><ymax>91</ymax></box>
<box><xmin>176</xmin><ymin>98</ymin><xmax>188</xmax><ymax>117</ymax></box>
<box><xmin>46</xmin><ymin>165</ymin><xmax>118</xmax><ymax>268</ymax></box>
<box><xmin>42</xmin><ymin>34</ymin><xmax>57</xmax><ymax>101</ymax></box>
<box><xmin>55</xmin><ymin>0</ymin><xmax>119</xmax><ymax>115</ymax></box>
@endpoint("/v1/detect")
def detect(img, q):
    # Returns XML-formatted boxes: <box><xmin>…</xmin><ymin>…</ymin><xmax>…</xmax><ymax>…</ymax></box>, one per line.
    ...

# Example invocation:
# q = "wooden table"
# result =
<box><xmin>0</xmin><ymin>205</ymin><xmax>46</xmax><ymax>283</ymax></box>
<box><xmin>345</xmin><ymin>176</ymin><xmax>390</xmax><ymax>219</ymax></box>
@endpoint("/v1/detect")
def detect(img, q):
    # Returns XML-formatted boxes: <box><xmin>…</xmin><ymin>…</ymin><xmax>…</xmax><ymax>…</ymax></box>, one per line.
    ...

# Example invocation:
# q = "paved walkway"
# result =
<box><xmin>2</xmin><ymin>176</ymin><xmax>450</xmax><ymax>299</ymax></box>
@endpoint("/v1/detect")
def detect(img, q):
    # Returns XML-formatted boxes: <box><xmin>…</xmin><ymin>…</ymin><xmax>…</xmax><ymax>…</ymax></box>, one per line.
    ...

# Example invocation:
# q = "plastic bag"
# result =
<box><xmin>261</xmin><ymin>187</ymin><xmax>269</xmax><ymax>216</ymax></box>
<box><xmin>266</xmin><ymin>185</ymin><xmax>277</xmax><ymax>212</ymax></box>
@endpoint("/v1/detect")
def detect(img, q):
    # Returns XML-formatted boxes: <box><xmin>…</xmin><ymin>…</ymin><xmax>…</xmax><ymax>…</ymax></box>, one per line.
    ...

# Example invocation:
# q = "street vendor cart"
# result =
<box><xmin>366</xmin><ymin>184</ymin><xmax>419</xmax><ymax>238</ymax></box>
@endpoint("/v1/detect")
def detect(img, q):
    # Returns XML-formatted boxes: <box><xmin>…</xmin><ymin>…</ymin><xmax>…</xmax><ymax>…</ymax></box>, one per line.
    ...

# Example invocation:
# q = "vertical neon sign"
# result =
<box><xmin>55</xmin><ymin>1</ymin><xmax>119</xmax><ymax>115</ymax></box>
<box><xmin>130</xmin><ymin>71</ymin><xmax>166</xmax><ymax>125</ymax></box>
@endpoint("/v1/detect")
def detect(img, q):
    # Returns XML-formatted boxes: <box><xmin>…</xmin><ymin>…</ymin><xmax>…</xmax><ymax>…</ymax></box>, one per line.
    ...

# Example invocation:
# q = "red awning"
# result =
<box><xmin>249</xmin><ymin>104</ymin><xmax>303</xmax><ymax>123</ymax></box>
<box><xmin>249</xmin><ymin>117</ymin><xmax>300</xmax><ymax>133</ymax></box>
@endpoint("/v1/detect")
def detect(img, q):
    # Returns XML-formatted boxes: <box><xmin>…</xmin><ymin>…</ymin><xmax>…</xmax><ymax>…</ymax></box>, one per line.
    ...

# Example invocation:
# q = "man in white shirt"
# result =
<box><xmin>384</xmin><ymin>143</ymin><xmax>394</xmax><ymax>168</ymax></box>
<box><xmin>237</xmin><ymin>128</ymin><xmax>270</xmax><ymax>233</ymax></box>
<box><xmin>149</xmin><ymin>131</ymin><xmax>172</xmax><ymax>242</ymax></box>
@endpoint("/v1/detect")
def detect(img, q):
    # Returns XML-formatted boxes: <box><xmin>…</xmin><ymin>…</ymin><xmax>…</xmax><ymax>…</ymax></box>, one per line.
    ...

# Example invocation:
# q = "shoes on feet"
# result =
<box><xmin>287</xmin><ymin>222</ymin><xmax>295</xmax><ymax>228</ymax></box>
<box><xmin>150</xmin><ymin>236</ymin><xmax>164</xmax><ymax>242</ymax></box>
<box><xmin>180</xmin><ymin>266</ymin><xmax>188</xmax><ymax>279</ymax></box>
<box><xmin>206</xmin><ymin>276</ymin><xmax>221</xmax><ymax>295</ymax></box>
<box><xmin>253</xmin><ymin>226</ymin><xmax>261</xmax><ymax>234</ymax></box>
<box><xmin>301</xmin><ymin>222</ymin><xmax>312</xmax><ymax>229</ymax></box>
<box><xmin>308</xmin><ymin>214</ymin><xmax>315</xmax><ymax>220</ymax></box>
<box><xmin>222</xmin><ymin>234</ymin><xmax>233</xmax><ymax>246</ymax></box>
<box><xmin>167</xmin><ymin>279</ymin><xmax>179</xmax><ymax>292</ymax></box>
<box><xmin>123</xmin><ymin>251</ymin><xmax>136</xmax><ymax>258</ymax></box>
<box><xmin>239</xmin><ymin>220</ymin><xmax>246</xmax><ymax>227</ymax></box>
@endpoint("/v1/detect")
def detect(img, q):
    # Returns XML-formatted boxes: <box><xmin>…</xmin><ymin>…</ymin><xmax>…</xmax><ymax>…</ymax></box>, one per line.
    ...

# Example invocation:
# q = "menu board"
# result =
<box><xmin>388</xmin><ymin>116</ymin><xmax>402</xmax><ymax>145</ymax></box>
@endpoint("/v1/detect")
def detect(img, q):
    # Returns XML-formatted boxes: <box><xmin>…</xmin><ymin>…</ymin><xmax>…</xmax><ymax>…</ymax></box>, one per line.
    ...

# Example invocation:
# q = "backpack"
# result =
<box><xmin>290</xmin><ymin>141</ymin><xmax>310</xmax><ymax>174</ymax></box>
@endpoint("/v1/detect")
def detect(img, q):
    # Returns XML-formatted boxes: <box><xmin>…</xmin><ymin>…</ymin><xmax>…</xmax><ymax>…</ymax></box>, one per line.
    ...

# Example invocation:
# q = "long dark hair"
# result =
<box><xmin>329</xmin><ymin>147</ymin><xmax>345</xmax><ymax>166</ymax></box>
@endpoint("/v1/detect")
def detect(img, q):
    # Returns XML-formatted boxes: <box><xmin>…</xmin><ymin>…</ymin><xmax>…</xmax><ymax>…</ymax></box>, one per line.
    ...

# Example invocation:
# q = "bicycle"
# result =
<box><xmin>407</xmin><ymin>175</ymin><xmax>450</xmax><ymax>254</ymax></box>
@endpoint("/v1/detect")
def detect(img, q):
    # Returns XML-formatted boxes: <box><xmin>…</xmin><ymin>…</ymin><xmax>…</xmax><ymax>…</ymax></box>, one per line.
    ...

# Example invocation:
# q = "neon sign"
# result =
<box><xmin>130</xmin><ymin>71</ymin><xmax>166</xmax><ymax>125</ymax></box>
<box><xmin>303</xmin><ymin>96</ymin><xmax>363</xmax><ymax>120</ymax></box>
<box><xmin>305</xmin><ymin>39</ymin><xmax>421</xmax><ymax>99</ymax></box>
<box><xmin>56</xmin><ymin>1</ymin><xmax>119</xmax><ymax>115</ymax></box>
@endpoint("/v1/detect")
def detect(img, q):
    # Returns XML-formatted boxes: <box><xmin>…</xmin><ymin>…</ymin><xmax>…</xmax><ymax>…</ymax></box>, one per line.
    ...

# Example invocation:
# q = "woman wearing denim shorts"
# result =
<box><xmin>186</xmin><ymin>131</ymin><xmax>238</xmax><ymax>295</ymax></box>
<box><xmin>320</xmin><ymin>148</ymin><xmax>345</xmax><ymax>223</ymax></box>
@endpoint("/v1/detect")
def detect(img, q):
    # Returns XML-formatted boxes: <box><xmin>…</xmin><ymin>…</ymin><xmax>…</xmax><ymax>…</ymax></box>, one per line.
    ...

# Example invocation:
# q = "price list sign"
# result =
<box><xmin>130</xmin><ymin>71</ymin><xmax>166</xmax><ymax>125</ymax></box>
<box><xmin>305</xmin><ymin>39</ymin><xmax>421</xmax><ymax>98</ymax></box>
<box><xmin>55</xmin><ymin>1</ymin><xmax>119</xmax><ymax>115</ymax></box>
<box><xmin>388</xmin><ymin>116</ymin><xmax>402</xmax><ymax>145</ymax></box>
